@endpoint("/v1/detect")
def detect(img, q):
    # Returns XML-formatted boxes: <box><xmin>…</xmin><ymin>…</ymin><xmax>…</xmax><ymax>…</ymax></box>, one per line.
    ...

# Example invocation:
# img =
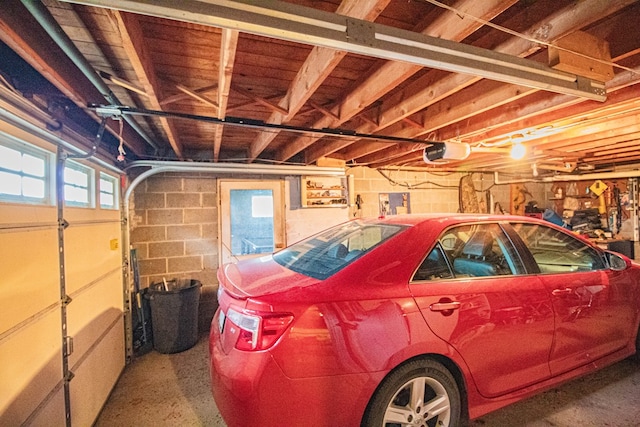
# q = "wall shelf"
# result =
<box><xmin>302</xmin><ymin>176</ymin><xmax>347</xmax><ymax>207</ymax></box>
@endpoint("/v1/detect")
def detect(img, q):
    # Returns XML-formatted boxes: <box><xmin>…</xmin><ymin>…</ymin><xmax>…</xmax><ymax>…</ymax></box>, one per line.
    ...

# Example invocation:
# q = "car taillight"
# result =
<box><xmin>226</xmin><ymin>307</ymin><xmax>294</xmax><ymax>351</ymax></box>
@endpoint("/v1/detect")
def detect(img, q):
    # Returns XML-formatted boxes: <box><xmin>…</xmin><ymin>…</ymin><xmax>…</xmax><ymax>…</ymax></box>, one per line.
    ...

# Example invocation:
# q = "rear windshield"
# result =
<box><xmin>273</xmin><ymin>221</ymin><xmax>405</xmax><ymax>280</ymax></box>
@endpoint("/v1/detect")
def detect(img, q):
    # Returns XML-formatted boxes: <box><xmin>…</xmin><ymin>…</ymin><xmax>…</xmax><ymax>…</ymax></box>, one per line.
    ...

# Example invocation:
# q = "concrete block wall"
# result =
<box><xmin>130</xmin><ymin>173</ymin><xmax>218</xmax><ymax>288</ymax></box>
<box><xmin>349</xmin><ymin>167</ymin><xmax>506</xmax><ymax>216</ymax></box>
<box><xmin>346</xmin><ymin>167</ymin><xmax>544</xmax><ymax>217</ymax></box>
<box><xmin>129</xmin><ymin>169</ymin><xmax>540</xmax><ymax>276</ymax></box>
<box><xmin>130</xmin><ymin>169</ymin><xmax>527</xmax><ymax>290</ymax></box>
<box><xmin>129</xmin><ymin>173</ymin><xmax>218</xmax><ymax>332</ymax></box>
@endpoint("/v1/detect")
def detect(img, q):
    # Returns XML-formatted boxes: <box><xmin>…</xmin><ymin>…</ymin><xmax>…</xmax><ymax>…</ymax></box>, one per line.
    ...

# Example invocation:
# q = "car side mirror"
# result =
<box><xmin>606</xmin><ymin>250</ymin><xmax>632</xmax><ymax>271</ymax></box>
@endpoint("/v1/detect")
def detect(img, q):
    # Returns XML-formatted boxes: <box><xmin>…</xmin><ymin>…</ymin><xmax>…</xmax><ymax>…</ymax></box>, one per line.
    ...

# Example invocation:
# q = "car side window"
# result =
<box><xmin>511</xmin><ymin>223</ymin><xmax>605</xmax><ymax>273</ymax></box>
<box><xmin>413</xmin><ymin>244</ymin><xmax>453</xmax><ymax>281</ymax></box>
<box><xmin>413</xmin><ymin>223</ymin><xmax>524</xmax><ymax>281</ymax></box>
<box><xmin>446</xmin><ymin>223</ymin><xmax>523</xmax><ymax>278</ymax></box>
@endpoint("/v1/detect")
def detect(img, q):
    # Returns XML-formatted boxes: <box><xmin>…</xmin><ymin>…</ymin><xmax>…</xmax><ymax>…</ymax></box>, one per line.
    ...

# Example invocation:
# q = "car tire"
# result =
<box><xmin>361</xmin><ymin>358</ymin><xmax>461</xmax><ymax>427</ymax></box>
<box><xmin>634</xmin><ymin>326</ymin><xmax>640</xmax><ymax>363</ymax></box>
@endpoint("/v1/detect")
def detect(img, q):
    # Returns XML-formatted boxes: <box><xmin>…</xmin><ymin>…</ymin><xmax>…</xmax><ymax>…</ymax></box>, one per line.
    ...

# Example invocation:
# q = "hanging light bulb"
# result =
<box><xmin>510</xmin><ymin>141</ymin><xmax>526</xmax><ymax>160</ymax></box>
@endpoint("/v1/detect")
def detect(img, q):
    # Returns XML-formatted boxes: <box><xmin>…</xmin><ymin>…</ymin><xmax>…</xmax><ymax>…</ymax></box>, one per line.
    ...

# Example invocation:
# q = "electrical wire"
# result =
<box><xmin>376</xmin><ymin>168</ymin><xmax>468</xmax><ymax>189</ymax></box>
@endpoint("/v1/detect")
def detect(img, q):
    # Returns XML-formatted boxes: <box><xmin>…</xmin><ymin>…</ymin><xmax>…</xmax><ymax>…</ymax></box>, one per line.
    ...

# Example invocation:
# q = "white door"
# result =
<box><xmin>219</xmin><ymin>180</ymin><xmax>285</xmax><ymax>264</ymax></box>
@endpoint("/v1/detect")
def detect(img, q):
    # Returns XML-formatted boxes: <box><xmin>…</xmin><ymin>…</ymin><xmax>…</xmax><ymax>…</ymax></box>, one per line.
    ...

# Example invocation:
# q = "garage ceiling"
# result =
<box><xmin>1</xmin><ymin>0</ymin><xmax>639</xmax><ymax>176</ymax></box>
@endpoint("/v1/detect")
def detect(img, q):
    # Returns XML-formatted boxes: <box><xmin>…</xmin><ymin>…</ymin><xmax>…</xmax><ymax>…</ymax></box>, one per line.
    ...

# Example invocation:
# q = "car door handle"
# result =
<box><xmin>429</xmin><ymin>301</ymin><xmax>461</xmax><ymax>312</ymax></box>
<box><xmin>552</xmin><ymin>288</ymin><xmax>573</xmax><ymax>296</ymax></box>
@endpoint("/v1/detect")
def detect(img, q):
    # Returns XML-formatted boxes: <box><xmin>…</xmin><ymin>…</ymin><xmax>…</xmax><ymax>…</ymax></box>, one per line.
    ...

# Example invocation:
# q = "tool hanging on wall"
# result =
<box><xmin>510</xmin><ymin>184</ymin><xmax>532</xmax><ymax>216</ymax></box>
<box><xmin>459</xmin><ymin>175</ymin><xmax>480</xmax><ymax>213</ymax></box>
<box><xmin>589</xmin><ymin>180</ymin><xmax>608</xmax><ymax>214</ymax></box>
<box><xmin>614</xmin><ymin>185</ymin><xmax>623</xmax><ymax>234</ymax></box>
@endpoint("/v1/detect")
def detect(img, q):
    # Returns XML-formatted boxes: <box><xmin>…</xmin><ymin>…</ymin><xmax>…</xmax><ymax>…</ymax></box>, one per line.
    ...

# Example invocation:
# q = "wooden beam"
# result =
<box><xmin>112</xmin><ymin>10</ymin><xmax>184</xmax><ymax>158</ymax></box>
<box><xmin>363</xmin><ymin>148</ymin><xmax>426</xmax><ymax>168</ymax></box>
<box><xmin>360</xmin><ymin>99</ymin><xmax>640</xmax><ymax>170</ymax></box>
<box><xmin>226</xmin><ymin>94</ymin><xmax>283</xmax><ymax>113</ymax></box>
<box><xmin>416</xmin><ymin>80</ymin><xmax>535</xmax><ymax>133</ymax></box>
<box><xmin>308</xmin><ymin>101</ymin><xmax>341</xmax><ymax>122</ymax></box>
<box><xmin>60</xmin><ymin>0</ymin><xmax>607</xmax><ymax>101</ymax></box>
<box><xmin>356</xmin><ymin>113</ymin><xmax>378</xmax><ymax>128</ymax></box>
<box><xmin>213</xmin><ymin>28</ymin><xmax>238</xmax><ymax>161</ymax></box>
<box><xmin>440</xmin><ymin>72</ymin><xmax>640</xmax><ymax>145</ymax></box>
<box><xmin>160</xmin><ymin>83</ymin><xmax>218</xmax><ymax>106</ymax></box>
<box><xmin>549</xmin><ymin>31</ymin><xmax>614</xmax><ymax>82</ymax></box>
<box><xmin>98</xmin><ymin>70</ymin><xmax>148</xmax><ymax>97</ymax></box>
<box><xmin>343</xmin><ymin>20</ymin><xmax>640</xmax><ymax>167</ymax></box>
<box><xmin>176</xmin><ymin>84</ymin><xmax>219</xmax><ymax>109</ymax></box>
<box><xmin>231</xmin><ymin>85</ymin><xmax>288</xmax><ymax>115</ymax></box>
<box><xmin>341</xmin><ymin>141</ymin><xmax>397</xmax><ymax>162</ymax></box>
<box><xmin>523</xmin><ymin>111</ymin><xmax>640</xmax><ymax>153</ymax></box>
<box><xmin>248</xmin><ymin>0</ymin><xmax>391</xmax><ymax>161</ymax></box>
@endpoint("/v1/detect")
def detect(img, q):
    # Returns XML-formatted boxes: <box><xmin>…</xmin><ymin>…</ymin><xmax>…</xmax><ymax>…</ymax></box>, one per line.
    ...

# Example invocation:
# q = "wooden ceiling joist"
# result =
<box><xmin>212</xmin><ymin>28</ymin><xmax>238</xmax><ymax>161</ymax></box>
<box><xmin>112</xmin><ymin>10</ymin><xmax>184</xmax><ymax>158</ymax></box>
<box><xmin>246</xmin><ymin>0</ymin><xmax>391</xmax><ymax>162</ymax></box>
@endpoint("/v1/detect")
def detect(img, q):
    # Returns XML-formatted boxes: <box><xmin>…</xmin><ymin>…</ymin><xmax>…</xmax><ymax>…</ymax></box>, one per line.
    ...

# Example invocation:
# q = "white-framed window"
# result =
<box><xmin>0</xmin><ymin>137</ymin><xmax>50</xmax><ymax>204</ymax></box>
<box><xmin>64</xmin><ymin>160</ymin><xmax>94</xmax><ymax>207</ymax></box>
<box><xmin>99</xmin><ymin>172</ymin><xmax>119</xmax><ymax>209</ymax></box>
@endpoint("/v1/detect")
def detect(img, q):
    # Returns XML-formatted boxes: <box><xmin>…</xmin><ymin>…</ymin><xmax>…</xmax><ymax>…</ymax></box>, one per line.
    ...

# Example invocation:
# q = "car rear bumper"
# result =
<box><xmin>209</xmin><ymin>326</ymin><xmax>378</xmax><ymax>427</ymax></box>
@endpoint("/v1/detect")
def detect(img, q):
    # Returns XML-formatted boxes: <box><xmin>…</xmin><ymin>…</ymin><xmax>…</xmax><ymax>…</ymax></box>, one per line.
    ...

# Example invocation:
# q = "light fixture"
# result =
<box><xmin>509</xmin><ymin>134</ymin><xmax>526</xmax><ymax>160</ymax></box>
<box><xmin>510</xmin><ymin>142</ymin><xmax>526</xmax><ymax>160</ymax></box>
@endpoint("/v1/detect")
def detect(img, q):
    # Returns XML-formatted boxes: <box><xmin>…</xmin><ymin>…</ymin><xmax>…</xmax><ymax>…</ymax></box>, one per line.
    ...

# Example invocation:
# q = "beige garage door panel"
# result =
<box><xmin>66</xmin><ymin>272</ymin><xmax>123</xmax><ymax>368</ymax></box>
<box><xmin>26</xmin><ymin>389</ymin><xmax>66</xmax><ymax>427</ymax></box>
<box><xmin>70</xmin><ymin>316</ymin><xmax>125</xmax><ymax>427</ymax></box>
<box><xmin>63</xmin><ymin>222</ymin><xmax>122</xmax><ymax>294</ymax></box>
<box><xmin>0</xmin><ymin>124</ymin><xmax>126</xmax><ymax>425</ymax></box>
<box><xmin>0</xmin><ymin>310</ymin><xmax>62</xmax><ymax>425</ymax></box>
<box><xmin>0</xmin><ymin>204</ymin><xmax>56</xmax><ymax>225</ymax></box>
<box><xmin>0</xmin><ymin>229</ymin><xmax>59</xmax><ymax>334</ymax></box>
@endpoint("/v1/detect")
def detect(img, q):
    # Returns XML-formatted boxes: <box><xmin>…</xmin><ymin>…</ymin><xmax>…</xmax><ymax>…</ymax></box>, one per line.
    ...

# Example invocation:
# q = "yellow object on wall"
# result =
<box><xmin>589</xmin><ymin>180</ymin><xmax>608</xmax><ymax>197</ymax></box>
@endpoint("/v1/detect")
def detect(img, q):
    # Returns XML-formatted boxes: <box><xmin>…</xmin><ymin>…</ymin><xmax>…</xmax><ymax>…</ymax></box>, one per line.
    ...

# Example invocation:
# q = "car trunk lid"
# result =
<box><xmin>216</xmin><ymin>255</ymin><xmax>315</xmax><ymax>354</ymax></box>
<box><xmin>217</xmin><ymin>254</ymin><xmax>319</xmax><ymax>300</ymax></box>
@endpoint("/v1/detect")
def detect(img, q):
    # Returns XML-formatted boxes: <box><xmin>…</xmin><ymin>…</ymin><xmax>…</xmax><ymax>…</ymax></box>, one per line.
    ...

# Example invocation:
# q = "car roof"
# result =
<box><xmin>370</xmin><ymin>213</ymin><xmax>548</xmax><ymax>228</ymax></box>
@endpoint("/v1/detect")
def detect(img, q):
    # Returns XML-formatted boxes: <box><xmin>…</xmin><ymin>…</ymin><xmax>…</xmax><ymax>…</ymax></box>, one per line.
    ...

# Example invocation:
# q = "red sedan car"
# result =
<box><xmin>209</xmin><ymin>214</ymin><xmax>640</xmax><ymax>427</ymax></box>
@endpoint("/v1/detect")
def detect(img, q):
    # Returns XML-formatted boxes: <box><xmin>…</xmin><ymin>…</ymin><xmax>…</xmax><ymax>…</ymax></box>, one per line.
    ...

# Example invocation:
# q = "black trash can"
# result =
<box><xmin>147</xmin><ymin>279</ymin><xmax>201</xmax><ymax>354</ymax></box>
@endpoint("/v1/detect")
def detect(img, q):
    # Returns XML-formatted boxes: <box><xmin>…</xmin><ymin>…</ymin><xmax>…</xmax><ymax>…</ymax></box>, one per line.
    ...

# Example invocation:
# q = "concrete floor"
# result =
<box><xmin>95</xmin><ymin>332</ymin><xmax>226</xmax><ymax>427</ymax></box>
<box><xmin>96</xmin><ymin>334</ymin><xmax>640</xmax><ymax>427</ymax></box>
